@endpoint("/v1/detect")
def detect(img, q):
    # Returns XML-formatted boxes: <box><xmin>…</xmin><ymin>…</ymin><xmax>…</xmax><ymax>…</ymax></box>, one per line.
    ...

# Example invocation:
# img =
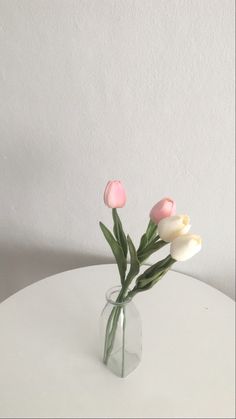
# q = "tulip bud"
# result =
<box><xmin>150</xmin><ymin>198</ymin><xmax>176</xmax><ymax>225</ymax></box>
<box><xmin>158</xmin><ymin>215</ymin><xmax>191</xmax><ymax>242</ymax></box>
<box><xmin>104</xmin><ymin>180</ymin><xmax>126</xmax><ymax>208</ymax></box>
<box><xmin>170</xmin><ymin>234</ymin><xmax>202</xmax><ymax>261</ymax></box>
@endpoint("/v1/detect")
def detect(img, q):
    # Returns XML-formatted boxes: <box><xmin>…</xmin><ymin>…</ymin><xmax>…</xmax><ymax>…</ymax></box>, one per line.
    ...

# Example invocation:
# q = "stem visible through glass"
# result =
<box><xmin>103</xmin><ymin>287</ymin><xmax>130</xmax><ymax>365</ymax></box>
<box><xmin>121</xmin><ymin>306</ymin><xmax>126</xmax><ymax>377</ymax></box>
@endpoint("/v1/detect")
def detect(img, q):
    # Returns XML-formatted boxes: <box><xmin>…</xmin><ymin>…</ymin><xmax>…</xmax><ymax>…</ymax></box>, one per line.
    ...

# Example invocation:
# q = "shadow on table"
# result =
<box><xmin>0</xmin><ymin>242</ymin><xmax>112</xmax><ymax>303</ymax></box>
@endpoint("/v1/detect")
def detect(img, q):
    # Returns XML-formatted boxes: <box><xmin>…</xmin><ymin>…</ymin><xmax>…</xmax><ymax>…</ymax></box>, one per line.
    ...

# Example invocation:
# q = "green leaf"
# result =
<box><xmin>138</xmin><ymin>233</ymin><xmax>148</xmax><ymax>253</ymax></box>
<box><xmin>137</xmin><ymin>269</ymin><xmax>167</xmax><ymax>290</ymax></box>
<box><xmin>99</xmin><ymin>222</ymin><xmax>127</xmax><ymax>284</ymax></box>
<box><xmin>138</xmin><ymin>240</ymin><xmax>167</xmax><ymax>263</ymax></box>
<box><xmin>146</xmin><ymin>219</ymin><xmax>158</xmax><ymax>242</ymax></box>
<box><xmin>135</xmin><ymin>255</ymin><xmax>175</xmax><ymax>290</ymax></box>
<box><xmin>125</xmin><ymin>235</ymin><xmax>140</xmax><ymax>288</ymax></box>
<box><xmin>112</xmin><ymin>209</ymin><xmax>128</xmax><ymax>258</ymax></box>
<box><xmin>137</xmin><ymin>219</ymin><xmax>158</xmax><ymax>260</ymax></box>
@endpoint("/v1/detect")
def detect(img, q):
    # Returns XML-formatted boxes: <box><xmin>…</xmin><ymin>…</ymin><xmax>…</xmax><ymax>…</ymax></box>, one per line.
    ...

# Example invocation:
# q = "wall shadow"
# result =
<box><xmin>0</xmin><ymin>242</ymin><xmax>112</xmax><ymax>302</ymax></box>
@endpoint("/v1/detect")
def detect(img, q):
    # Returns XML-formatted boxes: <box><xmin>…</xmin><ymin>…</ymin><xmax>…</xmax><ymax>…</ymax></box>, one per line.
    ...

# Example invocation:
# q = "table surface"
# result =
<box><xmin>0</xmin><ymin>264</ymin><xmax>235</xmax><ymax>418</ymax></box>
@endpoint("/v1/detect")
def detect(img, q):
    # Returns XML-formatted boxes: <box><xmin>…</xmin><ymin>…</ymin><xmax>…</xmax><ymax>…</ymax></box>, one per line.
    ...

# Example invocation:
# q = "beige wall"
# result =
<box><xmin>0</xmin><ymin>0</ymin><xmax>235</xmax><ymax>301</ymax></box>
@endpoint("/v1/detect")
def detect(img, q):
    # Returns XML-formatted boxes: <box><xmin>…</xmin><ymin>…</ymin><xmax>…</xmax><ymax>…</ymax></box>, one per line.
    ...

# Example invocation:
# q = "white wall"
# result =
<box><xmin>0</xmin><ymin>0</ymin><xmax>235</xmax><ymax>301</ymax></box>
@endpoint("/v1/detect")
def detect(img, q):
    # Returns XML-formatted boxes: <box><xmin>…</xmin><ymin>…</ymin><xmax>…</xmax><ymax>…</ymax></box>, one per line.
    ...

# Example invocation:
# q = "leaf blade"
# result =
<box><xmin>138</xmin><ymin>240</ymin><xmax>167</xmax><ymax>263</ymax></box>
<box><xmin>135</xmin><ymin>255</ymin><xmax>175</xmax><ymax>290</ymax></box>
<box><xmin>146</xmin><ymin>219</ymin><xmax>158</xmax><ymax>242</ymax></box>
<box><xmin>137</xmin><ymin>220</ymin><xmax>159</xmax><ymax>261</ymax></box>
<box><xmin>99</xmin><ymin>222</ymin><xmax>127</xmax><ymax>284</ymax></box>
<box><xmin>112</xmin><ymin>209</ymin><xmax>128</xmax><ymax>258</ymax></box>
<box><xmin>125</xmin><ymin>235</ymin><xmax>140</xmax><ymax>288</ymax></box>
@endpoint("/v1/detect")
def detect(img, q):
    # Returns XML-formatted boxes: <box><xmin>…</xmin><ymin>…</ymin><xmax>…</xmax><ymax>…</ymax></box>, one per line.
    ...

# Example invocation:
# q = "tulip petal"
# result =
<box><xmin>104</xmin><ymin>180</ymin><xmax>126</xmax><ymax>208</ymax></box>
<box><xmin>170</xmin><ymin>234</ymin><xmax>202</xmax><ymax>261</ymax></box>
<box><xmin>158</xmin><ymin>214</ymin><xmax>191</xmax><ymax>242</ymax></box>
<box><xmin>150</xmin><ymin>197</ymin><xmax>176</xmax><ymax>224</ymax></box>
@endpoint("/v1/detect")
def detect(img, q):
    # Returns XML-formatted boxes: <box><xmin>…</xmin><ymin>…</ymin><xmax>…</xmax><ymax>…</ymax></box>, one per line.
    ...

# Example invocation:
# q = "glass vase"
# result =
<box><xmin>99</xmin><ymin>286</ymin><xmax>142</xmax><ymax>378</ymax></box>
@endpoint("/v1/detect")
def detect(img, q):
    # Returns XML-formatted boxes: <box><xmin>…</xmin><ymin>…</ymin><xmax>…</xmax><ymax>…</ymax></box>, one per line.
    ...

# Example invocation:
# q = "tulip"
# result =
<box><xmin>158</xmin><ymin>215</ymin><xmax>191</xmax><ymax>242</ymax></box>
<box><xmin>150</xmin><ymin>198</ymin><xmax>176</xmax><ymax>225</ymax></box>
<box><xmin>170</xmin><ymin>234</ymin><xmax>202</xmax><ymax>261</ymax></box>
<box><xmin>104</xmin><ymin>180</ymin><xmax>126</xmax><ymax>208</ymax></box>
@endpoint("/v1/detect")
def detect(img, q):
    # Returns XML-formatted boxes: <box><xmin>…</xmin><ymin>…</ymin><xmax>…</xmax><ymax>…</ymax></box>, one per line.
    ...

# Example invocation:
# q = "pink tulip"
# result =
<box><xmin>104</xmin><ymin>180</ymin><xmax>126</xmax><ymax>208</ymax></box>
<box><xmin>150</xmin><ymin>197</ymin><xmax>176</xmax><ymax>224</ymax></box>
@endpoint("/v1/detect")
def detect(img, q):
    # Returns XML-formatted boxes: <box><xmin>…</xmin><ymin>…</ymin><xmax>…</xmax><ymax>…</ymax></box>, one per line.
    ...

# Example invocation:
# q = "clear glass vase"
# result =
<box><xmin>99</xmin><ymin>286</ymin><xmax>142</xmax><ymax>378</ymax></box>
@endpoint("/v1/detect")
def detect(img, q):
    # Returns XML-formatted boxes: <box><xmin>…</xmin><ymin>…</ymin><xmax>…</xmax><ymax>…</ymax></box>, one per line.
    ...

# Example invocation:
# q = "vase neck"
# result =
<box><xmin>106</xmin><ymin>286</ymin><xmax>131</xmax><ymax>306</ymax></box>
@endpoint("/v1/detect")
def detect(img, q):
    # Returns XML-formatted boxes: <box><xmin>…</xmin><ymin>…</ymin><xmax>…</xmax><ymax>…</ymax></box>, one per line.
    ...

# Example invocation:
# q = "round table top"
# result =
<box><xmin>0</xmin><ymin>264</ymin><xmax>235</xmax><ymax>418</ymax></box>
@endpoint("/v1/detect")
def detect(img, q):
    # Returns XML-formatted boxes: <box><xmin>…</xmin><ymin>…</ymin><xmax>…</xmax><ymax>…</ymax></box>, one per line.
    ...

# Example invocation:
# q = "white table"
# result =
<box><xmin>0</xmin><ymin>264</ymin><xmax>234</xmax><ymax>418</ymax></box>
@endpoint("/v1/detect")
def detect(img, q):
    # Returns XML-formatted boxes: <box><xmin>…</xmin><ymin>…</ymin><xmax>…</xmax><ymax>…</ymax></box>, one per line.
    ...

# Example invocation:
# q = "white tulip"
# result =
<box><xmin>170</xmin><ymin>234</ymin><xmax>202</xmax><ymax>261</ymax></box>
<box><xmin>158</xmin><ymin>215</ymin><xmax>191</xmax><ymax>242</ymax></box>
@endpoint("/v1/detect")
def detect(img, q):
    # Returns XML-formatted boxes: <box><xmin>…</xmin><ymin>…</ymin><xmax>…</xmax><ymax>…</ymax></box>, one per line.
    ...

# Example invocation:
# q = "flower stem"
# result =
<box><xmin>103</xmin><ymin>286</ymin><xmax>128</xmax><ymax>365</ymax></box>
<box><xmin>121</xmin><ymin>306</ymin><xmax>126</xmax><ymax>377</ymax></box>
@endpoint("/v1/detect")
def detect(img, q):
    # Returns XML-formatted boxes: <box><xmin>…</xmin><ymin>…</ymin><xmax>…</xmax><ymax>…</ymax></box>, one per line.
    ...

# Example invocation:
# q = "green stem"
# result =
<box><xmin>103</xmin><ymin>307</ymin><xmax>116</xmax><ymax>362</ymax></box>
<box><xmin>121</xmin><ymin>306</ymin><xmax>126</xmax><ymax>377</ymax></box>
<box><xmin>127</xmin><ymin>287</ymin><xmax>138</xmax><ymax>299</ymax></box>
<box><xmin>103</xmin><ymin>305</ymin><xmax>121</xmax><ymax>364</ymax></box>
<box><xmin>103</xmin><ymin>286</ymin><xmax>129</xmax><ymax>364</ymax></box>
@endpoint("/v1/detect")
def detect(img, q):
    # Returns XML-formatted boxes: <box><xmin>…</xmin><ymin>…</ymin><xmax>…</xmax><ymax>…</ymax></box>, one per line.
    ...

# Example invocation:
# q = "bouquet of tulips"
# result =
<box><xmin>100</xmin><ymin>180</ymin><xmax>202</xmax><ymax>366</ymax></box>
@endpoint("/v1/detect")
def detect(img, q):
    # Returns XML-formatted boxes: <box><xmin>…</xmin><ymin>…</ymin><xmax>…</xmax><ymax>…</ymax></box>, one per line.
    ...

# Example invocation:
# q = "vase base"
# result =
<box><xmin>106</xmin><ymin>348</ymin><xmax>141</xmax><ymax>378</ymax></box>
